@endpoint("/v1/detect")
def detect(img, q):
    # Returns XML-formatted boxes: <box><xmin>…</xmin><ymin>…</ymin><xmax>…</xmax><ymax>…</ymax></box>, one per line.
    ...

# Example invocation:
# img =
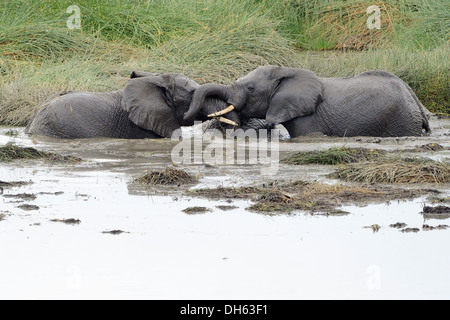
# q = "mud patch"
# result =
<box><xmin>0</xmin><ymin>144</ymin><xmax>81</xmax><ymax>163</ymax></box>
<box><xmin>216</xmin><ymin>205</ymin><xmax>239</xmax><ymax>211</ymax></box>
<box><xmin>188</xmin><ymin>180</ymin><xmax>429</xmax><ymax>214</ymax></box>
<box><xmin>182</xmin><ymin>207</ymin><xmax>212</xmax><ymax>215</ymax></box>
<box><xmin>423</xmin><ymin>224</ymin><xmax>449</xmax><ymax>231</ymax></box>
<box><xmin>102</xmin><ymin>230</ymin><xmax>130</xmax><ymax>235</ymax></box>
<box><xmin>0</xmin><ymin>180</ymin><xmax>32</xmax><ymax>188</ymax></box>
<box><xmin>2</xmin><ymin>193</ymin><xmax>37</xmax><ymax>201</ymax></box>
<box><xmin>17</xmin><ymin>204</ymin><xmax>39</xmax><ymax>211</ymax></box>
<box><xmin>401</xmin><ymin>228</ymin><xmax>420</xmax><ymax>233</ymax></box>
<box><xmin>50</xmin><ymin>218</ymin><xmax>81</xmax><ymax>225</ymax></box>
<box><xmin>423</xmin><ymin>205</ymin><xmax>450</xmax><ymax>214</ymax></box>
<box><xmin>330</xmin><ymin>157</ymin><xmax>450</xmax><ymax>184</ymax></box>
<box><xmin>390</xmin><ymin>222</ymin><xmax>408</xmax><ymax>229</ymax></box>
<box><xmin>134</xmin><ymin>168</ymin><xmax>198</xmax><ymax>186</ymax></box>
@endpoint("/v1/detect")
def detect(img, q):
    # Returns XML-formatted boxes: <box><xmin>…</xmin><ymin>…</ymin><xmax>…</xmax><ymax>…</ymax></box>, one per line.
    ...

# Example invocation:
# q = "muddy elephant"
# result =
<box><xmin>185</xmin><ymin>66</ymin><xmax>431</xmax><ymax>138</ymax></box>
<box><xmin>26</xmin><ymin>71</ymin><xmax>262</xmax><ymax>139</ymax></box>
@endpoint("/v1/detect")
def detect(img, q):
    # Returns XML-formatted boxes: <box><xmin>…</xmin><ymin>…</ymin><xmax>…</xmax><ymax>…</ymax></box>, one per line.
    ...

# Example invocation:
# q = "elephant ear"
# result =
<box><xmin>122</xmin><ymin>75</ymin><xmax>179</xmax><ymax>138</ymax></box>
<box><xmin>266</xmin><ymin>69</ymin><xmax>323</xmax><ymax>124</ymax></box>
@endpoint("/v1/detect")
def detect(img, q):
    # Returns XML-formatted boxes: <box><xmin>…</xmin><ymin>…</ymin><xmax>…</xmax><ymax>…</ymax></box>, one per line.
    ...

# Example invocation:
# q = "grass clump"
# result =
<box><xmin>0</xmin><ymin>144</ymin><xmax>81</xmax><ymax>163</ymax></box>
<box><xmin>188</xmin><ymin>180</ymin><xmax>426</xmax><ymax>214</ymax></box>
<box><xmin>281</xmin><ymin>147</ymin><xmax>384</xmax><ymax>165</ymax></box>
<box><xmin>134</xmin><ymin>168</ymin><xmax>198</xmax><ymax>186</ymax></box>
<box><xmin>331</xmin><ymin>157</ymin><xmax>450</xmax><ymax>184</ymax></box>
<box><xmin>182</xmin><ymin>207</ymin><xmax>212</xmax><ymax>215</ymax></box>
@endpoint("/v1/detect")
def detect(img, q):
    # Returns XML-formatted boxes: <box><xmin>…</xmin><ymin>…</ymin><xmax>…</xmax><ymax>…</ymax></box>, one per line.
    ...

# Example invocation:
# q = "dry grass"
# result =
<box><xmin>189</xmin><ymin>180</ymin><xmax>426</xmax><ymax>214</ymax></box>
<box><xmin>331</xmin><ymin>157</ymin><xmax>450</xmax><ymax>184</ymax></box>
<box><xmin>134</xmin><ymin>168</ymin><xmax>198</xmax><ymax>186</ymax></box>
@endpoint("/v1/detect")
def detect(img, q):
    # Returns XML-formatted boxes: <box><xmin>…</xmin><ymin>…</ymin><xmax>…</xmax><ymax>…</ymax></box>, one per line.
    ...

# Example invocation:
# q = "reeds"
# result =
<box><xmin>331</xmin><ymin>157</ymin><xmax>450</xmax><ymax>184</ymax></box>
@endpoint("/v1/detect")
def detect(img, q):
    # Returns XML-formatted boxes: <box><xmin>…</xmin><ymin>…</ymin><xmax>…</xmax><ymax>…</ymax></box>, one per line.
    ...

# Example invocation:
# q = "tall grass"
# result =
<box><xmin>261</xmin><ymin>0</ymin><xmax>449</xmax><ymax>50</ymax></box>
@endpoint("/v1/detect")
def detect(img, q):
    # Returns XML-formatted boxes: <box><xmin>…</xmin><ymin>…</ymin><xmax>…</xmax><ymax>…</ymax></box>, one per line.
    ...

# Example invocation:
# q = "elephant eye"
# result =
<box><xmin>247</xmin><ymin>85</ymin><xmax>255</xmax><ymax>93</ymax></box>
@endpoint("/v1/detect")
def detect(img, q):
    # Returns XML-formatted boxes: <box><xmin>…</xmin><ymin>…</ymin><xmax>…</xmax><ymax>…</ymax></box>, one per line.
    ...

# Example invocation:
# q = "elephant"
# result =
<box><xmin>184</xmin><ymin>66</ymin><xmax>431</xmax><ymax>138</ymax></box>
<box><xmin>25</xmin><ymin>71</ymin><xmax>255</xmax><ymax>139</ymax></box>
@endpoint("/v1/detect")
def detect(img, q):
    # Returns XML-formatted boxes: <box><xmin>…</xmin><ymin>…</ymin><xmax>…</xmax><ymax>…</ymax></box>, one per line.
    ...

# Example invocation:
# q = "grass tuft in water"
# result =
<box><xmin>281</xmin><ymin>147</ymin><xmax>385</xmax><ymax>165</ymax></box>
<box><xmin>330</xmin><ymin>157</ymin><xmax>450</xmax><ymax>184</ymax></box>
<box><xmin>0</xmin><ymin>144</ymin><xmax>81</xmax><ymax>163</ymax></box>
<box><xmin>134</xmin><ymin>168</ymin><xmax>198</xmax><ymax>186</ymax></box>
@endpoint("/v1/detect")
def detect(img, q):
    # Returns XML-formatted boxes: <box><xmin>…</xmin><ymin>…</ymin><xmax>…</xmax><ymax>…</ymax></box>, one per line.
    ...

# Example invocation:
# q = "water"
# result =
<box><xmin>0</xmin><ymin>119</ymin><xmax>449</xmax><ymax>299</ymax></box>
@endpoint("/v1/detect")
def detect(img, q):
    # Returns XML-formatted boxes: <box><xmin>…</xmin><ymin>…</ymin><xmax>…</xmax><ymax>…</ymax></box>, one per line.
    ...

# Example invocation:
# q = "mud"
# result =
<box><xmin>0</xmin><ymin>115</ymin><xmax>449</xmax><ymax>299</ymax></box>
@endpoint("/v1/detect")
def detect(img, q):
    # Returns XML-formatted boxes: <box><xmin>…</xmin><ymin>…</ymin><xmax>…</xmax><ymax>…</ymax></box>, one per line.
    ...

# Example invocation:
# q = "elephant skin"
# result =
<box><xmin>185</xmin><ymin>66</ymin><xmax>431</xmax><ymax>138</ymax></box>
<box><xmin>26</xmin><ymin>72</ymin><xmax>241</xmax><ymax>139</ymax></box>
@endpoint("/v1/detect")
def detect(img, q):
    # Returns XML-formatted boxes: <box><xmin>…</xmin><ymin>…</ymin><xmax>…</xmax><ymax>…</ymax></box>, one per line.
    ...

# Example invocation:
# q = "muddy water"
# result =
<box><xmin>0</xmin><ymin>116</ymin><xmax>449</xmax><ymax>299</ymax></box>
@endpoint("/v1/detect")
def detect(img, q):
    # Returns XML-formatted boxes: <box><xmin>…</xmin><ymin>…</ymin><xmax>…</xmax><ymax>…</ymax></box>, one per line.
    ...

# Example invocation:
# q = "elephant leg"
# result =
<box><xmin>282</xmin><ymin>114</ymin><xmax>324</xmax><ymax>137</ymax></box>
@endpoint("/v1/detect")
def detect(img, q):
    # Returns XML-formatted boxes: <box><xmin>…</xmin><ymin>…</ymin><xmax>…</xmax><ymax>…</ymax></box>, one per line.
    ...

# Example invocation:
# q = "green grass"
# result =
<box><xmin>281</xmin><ymin>147</ymin><xmax>385</xmax><ymax>165</ymax></box>
<box><xmin>0</xmin><ymin>0</ymin><xmax>448</xmax><ymax>126</ymax></box>
<box><xmin>0</xmin><ymin>143</ymin><xmax>81</xmax><ymax>163</ymax></box>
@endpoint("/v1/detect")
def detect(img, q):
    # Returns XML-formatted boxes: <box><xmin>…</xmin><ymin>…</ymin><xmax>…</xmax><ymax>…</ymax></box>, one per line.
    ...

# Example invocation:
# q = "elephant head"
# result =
<box><xmin>123</xmin><ymin>72</ymin><xmax>240</xmax><ymax>138</ymax></box>
<box><xmin>184</xmin><ymin>66</ymin><xmax>323</xmax><ymax>126</ymax></box>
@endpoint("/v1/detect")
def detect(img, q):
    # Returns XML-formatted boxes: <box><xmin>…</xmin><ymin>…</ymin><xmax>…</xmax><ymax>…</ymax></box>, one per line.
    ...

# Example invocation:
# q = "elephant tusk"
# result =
<box><xmin>207</xmin><ymin>105</ymin><xmax>235</xmax><ymax>118</ymax></box>
<box><xmin>218</xmin><ymin>117</ymin><xmax>238</xmax><ymax>127</ymax></box>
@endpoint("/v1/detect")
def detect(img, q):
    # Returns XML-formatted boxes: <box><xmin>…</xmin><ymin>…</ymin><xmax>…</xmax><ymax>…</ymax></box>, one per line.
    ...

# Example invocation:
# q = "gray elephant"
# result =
<box><xmin>184</xmin><ymin>66</ymin><xmax>431</xmax><ymax>138</ymax></box>
<box><xmin>25</xmin><ymin>71</ymin><xmax>247</xmax><ymax>139</ymax></box>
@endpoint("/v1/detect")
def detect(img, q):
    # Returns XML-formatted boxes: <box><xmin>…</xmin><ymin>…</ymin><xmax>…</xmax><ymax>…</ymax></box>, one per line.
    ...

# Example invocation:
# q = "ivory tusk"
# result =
<box><xmin>218</xmin><ymin>117</ymin><xmax>238</xmax><ymax>127</ymax></box>
<box><xmin>207</xmin><ymin>105</ymin><xmax>235</xmax><ymax>118</ymax></box>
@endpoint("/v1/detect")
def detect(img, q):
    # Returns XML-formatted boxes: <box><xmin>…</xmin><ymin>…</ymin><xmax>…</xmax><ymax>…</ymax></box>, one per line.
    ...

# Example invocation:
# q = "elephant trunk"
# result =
<box><xmin>184</xmin><ymin>83</ymin><xmax>230</xmax><ymax>122</ymax></box>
